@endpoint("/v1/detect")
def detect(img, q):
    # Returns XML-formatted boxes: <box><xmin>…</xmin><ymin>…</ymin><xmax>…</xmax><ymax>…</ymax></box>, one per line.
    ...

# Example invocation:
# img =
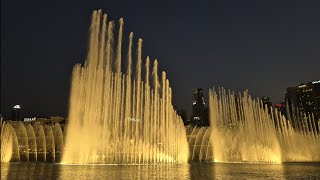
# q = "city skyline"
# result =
<box><xmin>2</xmin><ymin>0</ymin><xmax>320</xmax><ymax>118</ymax></box>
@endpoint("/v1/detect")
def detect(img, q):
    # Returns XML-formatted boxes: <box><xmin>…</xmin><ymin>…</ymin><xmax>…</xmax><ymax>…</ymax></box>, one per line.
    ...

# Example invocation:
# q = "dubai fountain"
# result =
<box><xmin>1</xmin><ymin>9</ymin><xmax>319</xmax><ymax>165</ymax></box>
<box><xmin>61</xmin><ymin>10</ymin><xmax>189</xmax><ymax>164</ymax></box>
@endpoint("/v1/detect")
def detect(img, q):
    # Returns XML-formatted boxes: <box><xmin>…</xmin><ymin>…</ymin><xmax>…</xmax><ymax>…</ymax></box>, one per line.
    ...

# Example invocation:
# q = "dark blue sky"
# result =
<box><xmin>1</xmin><ymin>0</ymin><xmax>320</xmax><ymax>118</ymax></box>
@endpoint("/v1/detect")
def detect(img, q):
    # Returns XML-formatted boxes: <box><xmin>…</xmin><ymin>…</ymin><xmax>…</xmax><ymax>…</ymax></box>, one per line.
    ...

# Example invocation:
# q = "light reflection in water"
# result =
<box><xmin>211</xmin><ymin>163</ymin><xmax>284</xmax><ymax>179</ymax></box>
<box><xmin>2</xmin><ymin>162</ymin><xmax>320</xmax><ymax>179</ymax></box>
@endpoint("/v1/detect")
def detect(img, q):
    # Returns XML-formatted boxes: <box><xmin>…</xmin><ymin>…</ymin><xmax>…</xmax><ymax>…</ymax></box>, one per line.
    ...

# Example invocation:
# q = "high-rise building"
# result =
<box><xmin>192</xmin><ymin>88</ymin><xmax>205</xmax><ymax>118</ymax></box>
<box><xmin>11</xmin><ymin>104</ymin><xmax>21</xmax><ymax>121</ymax></box>
<box><xmin>274</xmin><ymin>102</ymin><xmax>286</xmax><ymax>117</ymax></box>
<box><xmin>261</xmin><ymin>96</ymin><xmax>272</xmax><ymax>109</ymax></box>
<box><xmin>286</xmin><ymin>80</ymin><xmax>320</xmax><ymax>131</ymax></box>
<box><xmin>191</xmin><ymin>88</ymin><xmax>209</xmax><ymax>126</ymax></box>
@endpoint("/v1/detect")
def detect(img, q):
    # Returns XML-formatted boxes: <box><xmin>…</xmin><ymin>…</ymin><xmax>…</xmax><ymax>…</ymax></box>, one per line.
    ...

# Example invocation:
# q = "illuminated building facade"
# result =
<box><xmin>286</xmin><ymin>80</ymin><xmax>320</xmax><ymax>131</ymax></box>
<box><xmin>191</xmin><ymin>88</ymin><xmax>209</xmax><ymax>126</ymax></box>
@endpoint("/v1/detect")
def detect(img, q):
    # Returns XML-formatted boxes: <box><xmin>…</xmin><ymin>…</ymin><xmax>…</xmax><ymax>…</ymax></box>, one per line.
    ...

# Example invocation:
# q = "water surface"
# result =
<box><xmin>1</xmin><ymin>162</ymin><xmax>320</xmax><ymax>179</ymax></box>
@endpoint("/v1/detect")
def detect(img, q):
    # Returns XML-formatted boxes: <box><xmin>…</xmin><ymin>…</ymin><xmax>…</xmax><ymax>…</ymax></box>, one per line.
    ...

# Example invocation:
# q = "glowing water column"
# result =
<box><xmin>209</xmin><ymin>87</ymin><xmax>320</xmax><ymax>163</ymax></box>
<box><xmin>62</xmin><ymin>10</ymin><xmax>189</xmax><ymax>164</ymax></box>
<box><xmin>209</xmin><ymin>88</ymin><xmax>282</xmax><ymax>163</ymax></box>
<box><xmin>0</xmin><ymin>120</ymin><xmax>63</xmax><ymax>163</ymax></box>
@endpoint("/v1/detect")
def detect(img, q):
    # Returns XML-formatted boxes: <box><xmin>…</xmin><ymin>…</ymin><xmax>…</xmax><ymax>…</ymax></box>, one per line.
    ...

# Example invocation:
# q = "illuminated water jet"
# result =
<box><xmin>186</xmin><ymin>125</ymin><xmax>213</xmax><ymax>162</ymax></box>
<box><xmin>2</xmin><ymin>9</ymin><xmax>318</xmax><ymax>165</ymax></box>
<box><xmin>208</xmin><ymin>87</ymin><xmax>320</xmax><ymax>163</ymax></box>
<box><xmin>0</xmin><ymin>119</ymin><xmax>63</xmax><ymax>163</ymax></box>
<box><xmin>61</xmin><ymin>10</ymin><xmax>189</xmax><ymax>164</ymax></box>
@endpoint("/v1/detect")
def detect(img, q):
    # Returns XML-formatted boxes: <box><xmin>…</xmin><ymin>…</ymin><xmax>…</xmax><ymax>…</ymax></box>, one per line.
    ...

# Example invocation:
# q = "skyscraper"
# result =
<box><xmin>286</xmin><ymin>80</ymin><xmax>320</xmax><ymax>131</ymax></box>
<box><xmin>261</xmin><ymin>96</ymin><xmax>272</xmax><ymax>109</ymax></box>
<box><xmin>191</xmin><ymin>88</ymin><xmax>209</xmax><ymax>126</ymax></box>
<box><xmin>274</xmin><ymin>102</ymin><xmax>287</xmax><ymax>118</ymax></box>
<box><xmin>11</xmin><ymin>104</ymin><xmax>21</xmax><ymax>121</ymax></box>
<box><xmin>192</xmin><ymin>88</ymin><xmax>205</xmax><ymax>118</ymax></box>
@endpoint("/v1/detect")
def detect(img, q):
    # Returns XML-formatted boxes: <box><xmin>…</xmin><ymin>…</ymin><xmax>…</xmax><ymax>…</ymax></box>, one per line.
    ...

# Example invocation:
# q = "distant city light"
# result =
<box><xmin>193</xmin><ymin>116</ymin><xmax>200</xmax><ymax>120</ymax></box>
<box><xmin>312</xmin><ymin>80</ymin><xmax>320</xmax><ymax>84</ymax></box>
<box><xmin>13</xmin><ymin>105</ymin><xmax>21</xmax><ymax>109</ymax></box>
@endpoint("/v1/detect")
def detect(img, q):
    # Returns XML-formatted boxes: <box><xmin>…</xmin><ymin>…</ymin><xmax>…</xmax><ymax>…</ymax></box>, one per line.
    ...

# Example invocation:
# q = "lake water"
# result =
<box><xmin>1</xmin><ymin>162</ymin><xmax>320</xmax><ymax>179</ymax></box>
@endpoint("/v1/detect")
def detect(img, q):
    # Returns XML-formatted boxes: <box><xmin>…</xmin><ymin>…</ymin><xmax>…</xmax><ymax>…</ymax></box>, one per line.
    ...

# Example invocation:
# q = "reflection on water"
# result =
<box><xmin>1</xmin><ymin>162</ymin><xmax>320</xmax><ymax>179</ymax></box>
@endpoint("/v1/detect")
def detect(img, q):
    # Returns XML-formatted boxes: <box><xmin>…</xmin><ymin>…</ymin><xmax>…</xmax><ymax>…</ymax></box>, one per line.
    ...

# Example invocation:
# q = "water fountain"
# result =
<box><xmin>186</xmin><ymin>125</ymin><xmax>213</xmax><ymax>162</ymax></box>
<box><xmin>61</xmin><ymin>10</ymin><xmax>189</xmax><ymax>164</ymax></box>
<box><xmin>1</xmin><ymin>9</ymin><xmax>319</xmax><ymax>165</ymax></box>
<box><xmin>208</xmin><ymin>87</ymin><xmax>320</xmax><ymax>163</ymax></box>
<box><xmin>0</xmin><ymin>118</ymin><xmax>63</xmax><ymax>163</ymax></box>
<box><xmin>1</xmin><ymin>120</ymin><xmax>17</xmax><ymax>162</ymax></box>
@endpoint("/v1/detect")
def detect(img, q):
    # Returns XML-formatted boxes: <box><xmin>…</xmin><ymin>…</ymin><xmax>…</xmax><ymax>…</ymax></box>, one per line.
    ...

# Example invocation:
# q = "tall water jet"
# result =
<box><xmin>62</xmin><ymin>10</ymin><xmax>189</xmax><ymax>164</ymax></box>
<box><xmin>277</xmin><ymin>110</ymin><xmax>320</xmax><ymax>161</ymax></box>
<box><xmin>208</xmin><ymin>87</ymin><xmax>320</xmax><ymax>163</ymax></box>
<box><xmin>209</xmin><ymin>88</ymin><xmax>283</xmax><ymax>163</ymax></box>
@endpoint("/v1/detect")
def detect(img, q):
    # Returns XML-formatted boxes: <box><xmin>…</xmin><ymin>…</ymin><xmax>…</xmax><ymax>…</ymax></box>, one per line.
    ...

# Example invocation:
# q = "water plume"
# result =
<box><xmin>61</xmin><ymin>10</ymin><xmax>189</xmax><ymax>164</ymax></box>
<box><xmin>208</xmin><ymin>87</ymin><xmax>320</xmax><ymax>163</ymax></box>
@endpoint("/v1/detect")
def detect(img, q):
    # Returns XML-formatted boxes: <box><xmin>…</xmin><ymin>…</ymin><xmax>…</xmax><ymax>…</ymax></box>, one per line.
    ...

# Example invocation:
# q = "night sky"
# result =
<box><xmin>1</xmin><ymin>0</ymin><xmax>320</xmax><ymax>118</ymax></box>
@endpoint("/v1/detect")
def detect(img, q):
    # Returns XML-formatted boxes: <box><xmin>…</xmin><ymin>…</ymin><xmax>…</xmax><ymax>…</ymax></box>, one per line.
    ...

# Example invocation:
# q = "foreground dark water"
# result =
<box><xmin>1</xmin><ymin>162</ymin><xmax>320</xmax><ymax>179</ymax></box>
